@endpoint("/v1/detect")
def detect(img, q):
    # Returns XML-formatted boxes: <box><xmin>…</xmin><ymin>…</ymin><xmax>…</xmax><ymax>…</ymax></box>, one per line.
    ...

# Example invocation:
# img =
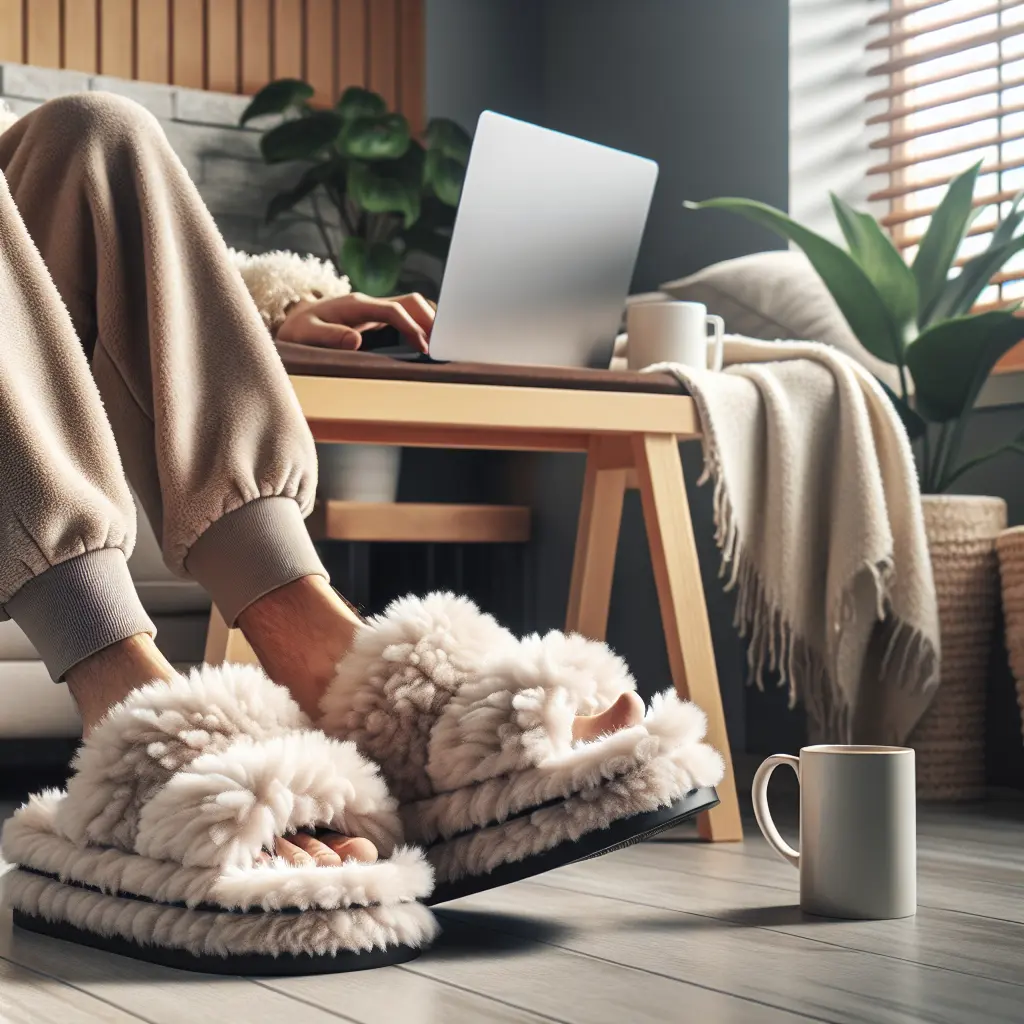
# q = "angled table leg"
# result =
<box><xmin>633</xmin><ymin>432</ymin><xmax>743</xmax><ymax>842</ymax></box>
<box><xmin>204</xmin><ymin>604</ymin><xmax>261</xmax><ymax>667</ymax></box>
<box><xmin>566</xmin><ymin>437</ymin><xmax>629</xmax><ymax>640</ymax></box>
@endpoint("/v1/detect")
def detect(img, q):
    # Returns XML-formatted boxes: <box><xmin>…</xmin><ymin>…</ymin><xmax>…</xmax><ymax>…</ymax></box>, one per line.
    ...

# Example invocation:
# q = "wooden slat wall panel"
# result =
<box><xmin>0</xmin><ymin>0</ymin><xmax>22</xmax><ymax>63</ymax></box>
<box><xmin>136</xmin><ymin>0</ymin><xmax>170</xmax><ymax>84</ymax></box>
<box><xmin>0</xmin><ymin>0</ymin><xmax>425</xmax><ymax>131</ymax></box>
<box><xmin>240</xmin><ymin>0</ymin><xmax>271</xmax><ymax>94</ymax></box>
<box><xmin>207</xmin><ymin>0</ymin><xmax>239</xmax><ymax>93</ymax></box>
<box><xmin>368</xmin><ymin>0</ymin><xmax>397</xmax><ymax>110</ymax></box>
<box><xmin>398</xmin><ymin>0</ymin><xmax>424</xmax><ymax>133</ymax></box>
<box><xmin>26</xmin><ymin>0</ymin><xmax>60</xmax><ymax>69</ymax></box>
<box><xmin>100</xmin><ymin>0</ymin><xmax>133</xmax><ymax>78</ymax></box>
<box><xmin>172</xmin><ymin>0</ymin><xmax>205</xmax><ymax>88</ymax></box>
<box><xmin>64</xmin><ymin>0</ymin><xmax>98</xmax><ymax>74</ymax></box>
<box><xmin>336</xmin><ymin>0</ymin><xmax>366</xmax><ymax>98</ymax></box>
<box><xmin>305</xmin><ymin>0</ymin><xmax>334</xmax><ymax>105</ymax></box>
<box><xmin>272</xmin><ymin>0</ymin><xmax>303</xmax><ymax>80</ymax></box>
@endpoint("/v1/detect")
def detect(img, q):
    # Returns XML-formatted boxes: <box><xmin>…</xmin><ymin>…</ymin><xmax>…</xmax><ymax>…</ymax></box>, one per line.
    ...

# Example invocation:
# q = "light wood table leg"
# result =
<box><xmin>566</xmin><ymin>437</ymin><xmax>629</xmax><ymax>640</ymax></box>
<box><xmin>204</xmin><ymin>605</ymin><xmax>262</xmax><ymax>667</ymax></box>
<box><xmin>633</xmin><ymin>432</ymin><xmax>743</xmax><ymax>842</ymax></box>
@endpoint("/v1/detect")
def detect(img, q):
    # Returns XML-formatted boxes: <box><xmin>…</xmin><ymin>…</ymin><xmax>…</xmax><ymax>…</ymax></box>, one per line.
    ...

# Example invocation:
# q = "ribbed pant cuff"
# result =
<box><xmin>5</xmin><ymin>548</ymin><xmax>156</xmax><ymax>682</ymax></box>
<box><xmin>185</xmin><ymin>496</ymin><xmax>327</xmax><ymax>627</ymax></box>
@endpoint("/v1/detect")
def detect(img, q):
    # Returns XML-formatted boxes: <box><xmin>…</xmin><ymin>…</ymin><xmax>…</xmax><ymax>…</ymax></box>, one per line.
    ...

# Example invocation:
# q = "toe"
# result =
<box><xmin>289</xmin><ymin>832</ymin><xmax>344</xmax><ymax>866</ymax></box>
<box><xmin>572</xmin><ymin>690</ymin><xmax>645</xmax><ymax>742</ymax></box>
<box><xmin>274</xmin><ymin>836</ymin><xmax>315</xmax><ymax>866</ymax></box>
<box><xmin>320</xmin><ymin>833</ymin><xmax>379</xmax><ymax>864</ymax></box>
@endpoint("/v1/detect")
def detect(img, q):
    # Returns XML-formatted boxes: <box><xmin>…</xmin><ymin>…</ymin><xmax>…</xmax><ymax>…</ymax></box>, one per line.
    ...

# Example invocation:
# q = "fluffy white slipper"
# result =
<box><xmin>1</xmin><ymin>664</ymin><xmax>436</xmax><ymax>974</ymax></box>
<box><xmin>320</xmin><ymin>593</ymin><xmax>724</xmax><ymax>903</ymax></box>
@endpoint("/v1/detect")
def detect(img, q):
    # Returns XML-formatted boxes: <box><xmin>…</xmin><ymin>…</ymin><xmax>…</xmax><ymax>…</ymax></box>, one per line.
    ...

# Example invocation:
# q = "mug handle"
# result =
<box><xmin>705</xmin><ymin>314</ymin><xmax>725</xmax><ymax>371</ymax></box>
<box><xmin>752</xmin><ymin>754</ymin><xmax>800</xmax><ymax>868</ymax></box>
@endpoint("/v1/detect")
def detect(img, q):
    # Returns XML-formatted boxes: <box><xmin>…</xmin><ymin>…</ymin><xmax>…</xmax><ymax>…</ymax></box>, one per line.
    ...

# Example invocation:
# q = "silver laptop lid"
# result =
<box><xmin>428</xmin><ymin>112</ymin><xmax>658</xmax><ymax>368</ymax></box>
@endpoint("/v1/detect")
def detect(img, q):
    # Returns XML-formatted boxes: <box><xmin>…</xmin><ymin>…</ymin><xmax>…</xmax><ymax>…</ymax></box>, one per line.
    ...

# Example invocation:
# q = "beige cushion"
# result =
<box><xmin>660</xmin><ymin>250</ymin><xmax>900</xmax><ymax>389</ymax></box>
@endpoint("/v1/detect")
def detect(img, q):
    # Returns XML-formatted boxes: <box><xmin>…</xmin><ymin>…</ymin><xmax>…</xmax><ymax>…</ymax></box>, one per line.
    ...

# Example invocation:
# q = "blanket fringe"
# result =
<box><xmin>699</xmin><ymin>404</ymin><xmax>936</xmax><ymax>745</ymax></box>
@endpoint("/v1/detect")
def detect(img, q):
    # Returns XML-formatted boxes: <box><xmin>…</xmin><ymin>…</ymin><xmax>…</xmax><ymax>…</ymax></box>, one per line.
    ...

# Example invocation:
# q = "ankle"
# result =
<box><xmin>66</xmin><ymin>633</ymin><xmax>177</xmax><ymax>736</ymax></box>
<box><xmin>237</xmin><ymin>575</ymin><xmax>363</xmax><ymax>718</ymax></box>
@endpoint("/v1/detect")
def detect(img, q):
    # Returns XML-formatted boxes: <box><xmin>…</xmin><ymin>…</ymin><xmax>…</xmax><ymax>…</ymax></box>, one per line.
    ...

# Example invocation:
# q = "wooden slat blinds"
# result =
<box><xmin>869</xmin><ymin>0</ymin><xmax>1024</xmax><ymax>370</ymax></box>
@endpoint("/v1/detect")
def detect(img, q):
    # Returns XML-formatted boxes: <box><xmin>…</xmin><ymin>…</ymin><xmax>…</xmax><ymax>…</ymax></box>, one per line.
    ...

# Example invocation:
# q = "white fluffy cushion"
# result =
<box><xmin>659</xmin><ymin>250</ymin><xmax>900</xmax><ymax>389</ymax></box>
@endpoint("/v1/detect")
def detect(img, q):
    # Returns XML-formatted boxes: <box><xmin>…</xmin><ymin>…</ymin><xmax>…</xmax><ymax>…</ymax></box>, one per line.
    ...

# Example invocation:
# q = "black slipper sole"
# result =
<box><xmin>12</xmin><ymin>910</ymin><xmax>422</xmax><ymax>976</ymax></box>
<box><xmin>425</xmin><ymin>785</ymin><xmax>719</xmax><ymax>906</ymax></box>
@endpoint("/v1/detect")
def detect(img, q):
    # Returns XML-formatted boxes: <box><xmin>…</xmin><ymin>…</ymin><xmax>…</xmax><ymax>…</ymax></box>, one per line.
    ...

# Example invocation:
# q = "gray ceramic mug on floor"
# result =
<box><xmin>752</xmin><ymin>745</ymin><xmax>917</xmax><ymax>920</ymax></box>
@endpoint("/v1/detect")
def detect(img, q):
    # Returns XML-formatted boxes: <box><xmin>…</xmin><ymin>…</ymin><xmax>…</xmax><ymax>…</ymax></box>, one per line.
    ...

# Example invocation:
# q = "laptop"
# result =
<box><xmin>391</xmin><ymin>111</ymin><xmax>658</xmax><ymax>369</ymax></box>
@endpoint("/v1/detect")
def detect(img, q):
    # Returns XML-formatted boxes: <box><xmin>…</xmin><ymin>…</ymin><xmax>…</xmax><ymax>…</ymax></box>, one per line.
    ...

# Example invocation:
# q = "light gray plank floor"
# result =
<box><xmin>2</xmin><ymin>796</ymin><xmax>1022</xmax><ymax>1023</ymax></box>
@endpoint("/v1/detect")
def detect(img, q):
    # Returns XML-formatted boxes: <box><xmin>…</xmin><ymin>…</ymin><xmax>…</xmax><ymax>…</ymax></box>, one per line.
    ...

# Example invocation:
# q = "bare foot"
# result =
<box><xmin>257</xmin><ymin>834</ymin><xmax>378</xmax><ymax>866</ymax></box>
<box><xmin>237</xmin><ymin>575</ymin><xmax>363</xmax><ymax>719</ymax></box>
<box><xmin>571</xmin><ymin>691</ymin><xmax>645</xmax><ymax>743</ymax></box>
<box><xmin>66</xmin><ymin>633</ymin><xmax>177</xmax><ymax>738</ymax></box>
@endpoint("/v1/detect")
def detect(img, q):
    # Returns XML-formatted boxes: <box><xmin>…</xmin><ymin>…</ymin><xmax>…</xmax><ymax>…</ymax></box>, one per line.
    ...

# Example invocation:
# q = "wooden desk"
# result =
<box><xmin>205</xmin><ymin>349</ymin><xmax>743</xmax><ymax>843</ymax></box>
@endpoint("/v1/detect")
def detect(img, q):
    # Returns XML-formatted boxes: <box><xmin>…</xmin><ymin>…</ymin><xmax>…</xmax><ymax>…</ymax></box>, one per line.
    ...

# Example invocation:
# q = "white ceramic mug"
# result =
<box><xmin>752</xmin><ymin>745</ymin><xmax>917</xmax><ymax>920</ymax></box>
<box><xmin>626</xmin><ymin>301</ymin><xmax>725</xmax><ymax>371</ymax></box>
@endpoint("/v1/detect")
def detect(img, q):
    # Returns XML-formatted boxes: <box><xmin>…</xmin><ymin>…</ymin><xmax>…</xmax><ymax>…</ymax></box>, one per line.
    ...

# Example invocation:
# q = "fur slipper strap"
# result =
<box><xmin>320</xmin><ymin>593</ymin><xmax>642</xmax><ymax>801</ymax></box>
<box><xmin>58</xmin><ymin>664</ymin><xmax>403</xmax><ymax>866</ymax></box>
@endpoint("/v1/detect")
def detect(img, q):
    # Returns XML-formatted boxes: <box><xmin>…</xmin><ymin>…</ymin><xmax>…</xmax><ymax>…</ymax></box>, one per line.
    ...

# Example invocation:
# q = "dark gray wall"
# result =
<box><xmin>426</xmin><ymin>0</ymin><xmax>544</xmax><ymax>130</ymax></box>
<box><xmin>426</xmin><ymin>0</ymin><xmax>790</xmax><ymax>292</ymax></box>
<box><xmin>423</xmin><ymin>0</ymin><xmax>791</xmax><ymax>757</ymax></box>
<box><xmin>540</xmin><ymin>0</ymin><xmax>790</xmax><ymax>292</ymax></box>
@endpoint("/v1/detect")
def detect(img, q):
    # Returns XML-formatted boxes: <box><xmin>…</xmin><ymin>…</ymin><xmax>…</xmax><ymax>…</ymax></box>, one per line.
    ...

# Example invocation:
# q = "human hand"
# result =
<box><xmin>276</xmin><ymin>292</ymin><xmax>435</xmax><ymax>353</ymax></box>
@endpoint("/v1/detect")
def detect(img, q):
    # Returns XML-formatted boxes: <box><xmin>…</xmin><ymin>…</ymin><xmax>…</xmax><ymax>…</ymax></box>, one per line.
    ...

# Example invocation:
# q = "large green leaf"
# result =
<box><xmin>831</xmin><ymin>193</ymin><xmax>918</xmax><ymax>332</ymax></box>
<box><xmin>912</xmin><ymin>161</ymin><xmax>982</xmax><ymax>327</ymax></box>
<box><xmin>347</xmin><ymin>161</ymin><xmax>420</xmax><ymax>227</ymax></box>
<box><xmin>259</xmin><ymin>110</ymin><xmax>343</xmax><ymax>163</ymax></box>
<box><xmin>341</xmin><ymin>236</ymin><xmax>401</xmax><ymax>296</ymax></box>
<box><xmin>931</xmin><ymin>235</ymin><xmax>1024</xmax><ymax>321</ymax></box>
<box><xmin>930</xmin><ymin>190</ymin><xmax>1024</xmax><ymax>320</ymax></box>
<box><xmin>877</xmin><ymin>379</ymin><xmax>927</xmax><ymax>441</ymax></box>
<box><xmin>425</xmin><ymin>148</ymin><xmax>466</xmax><ymax>206</ymax></box>
<box><xmin>336</xmin><ymin>86</ymin><xmax>387</xmax><ymax>121</ymax></box>
<box><xmin>686</xmin><ymin>197</ymin><xmax>904</xmax><ymax>365</ymax></box>
<box><xmin>240</xmin><ymin>78</ymin><xmax>313</xmax><ymax>125</ymax></box>
<box><xmin>425</xmin><ymin>118</ymin><xmax>472</xmax><ymax>163</ymax></box>
<box><xmin>338</xmin><ymin>114</ymin><xmax>411</xmax><ymax>160</ymax></box>
<box><xmin>906</xmin><ymin>310</ymin><xmax>1024</xmax><ymax>421</ymax></box>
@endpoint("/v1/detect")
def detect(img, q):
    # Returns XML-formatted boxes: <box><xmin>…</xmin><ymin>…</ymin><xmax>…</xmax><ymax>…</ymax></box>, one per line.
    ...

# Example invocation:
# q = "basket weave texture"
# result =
<box><xmin>910</xmin><ymin>495</ymin><xmax>1007</xmax><ymax>801</ymax></box>
<box><xmin>996</xmin><ymin>525</ymin><xmax>1024</xmax><ymax>746</ymax></box>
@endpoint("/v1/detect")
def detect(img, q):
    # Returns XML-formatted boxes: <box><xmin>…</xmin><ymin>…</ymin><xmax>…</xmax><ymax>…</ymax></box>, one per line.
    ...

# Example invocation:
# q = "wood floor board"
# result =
<box><xmin>0</xmin><ymin>956</ymin><xmax>145</xmax><ymax>1024</ymax></box>
<box><xmin>258</xmin><ymin>965</ymin><xmax>557</xmax><ymax>1024</ymax></box>
<box><xmin>404</xmin><ymin>910</ymin><xmax>808</xmax><ymax>1024</ymax></box>
<box><xmin>452</xmin><ymin>880</ymin><xmax>1024</xmax><ymax>1024</ymax></box>
<box><xmin>0</xmin><ymin>910</ymin><xmax>358</xmax><ymax>1024</ymax></box>
<box><xmin>535</xmin><ymin>850</ymin><xmax>1024</xmax><ymax>987</ymax></box>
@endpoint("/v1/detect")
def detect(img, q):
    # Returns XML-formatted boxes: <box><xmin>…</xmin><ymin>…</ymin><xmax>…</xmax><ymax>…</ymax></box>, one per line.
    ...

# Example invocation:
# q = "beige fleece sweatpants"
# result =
<box><xmin>0</xmin><ymin>91</ymin><xmax>327</xmax><ymax>681</ymax></box>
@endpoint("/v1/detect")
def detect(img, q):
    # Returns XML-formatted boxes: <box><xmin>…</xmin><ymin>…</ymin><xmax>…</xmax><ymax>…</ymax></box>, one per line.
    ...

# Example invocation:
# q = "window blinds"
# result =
<box><xmin>867</xmin><ymin>0</ymin><xmax>1024</xmax><ymax>312</ymax></box>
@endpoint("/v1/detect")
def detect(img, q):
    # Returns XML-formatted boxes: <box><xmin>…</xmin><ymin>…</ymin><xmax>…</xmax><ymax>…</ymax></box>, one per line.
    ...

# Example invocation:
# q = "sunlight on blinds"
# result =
<box><xmin>867</xmin><ymin>0</ymin><xmax>1024</xmax><ymax>311</ymax></box>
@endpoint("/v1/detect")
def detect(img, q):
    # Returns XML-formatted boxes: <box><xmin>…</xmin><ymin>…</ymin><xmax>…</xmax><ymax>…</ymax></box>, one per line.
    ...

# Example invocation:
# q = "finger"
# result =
<box><xmin>393</xmin><ymin>293</ymin><xmax>436</xmax><ymax>335</ymax></box>
<box><xmin>256</xmin><ymin>851</ymin><xmax>273</xmax><ymax>865</ymax></box>
<box><xmin>571</xmin><ymin>691</ymin><xmax>645</xmax><ymax>743</ymax></box>
<box><xmin>274</xmin><ymin>836</ymin><xmax>315</xmax><ymax>866</ymax></box>
<box><xmin>283</xmin><ymin>315</ymin><xmax>363</xmax><ymax>350</ymax></box>
<box><xmin>320</xmin><ymin>833</ymin><xmax>379</xmax><ymax>864</ymax></box>
<box><xmin>339</xmin><ymin>297</ymin><xmax>428</xmax><ymax>352</ymax></box>
<box><xmin>289</xmin><ymin>833</ymin><xmax>343</xmax><ymax>867</ymax></box>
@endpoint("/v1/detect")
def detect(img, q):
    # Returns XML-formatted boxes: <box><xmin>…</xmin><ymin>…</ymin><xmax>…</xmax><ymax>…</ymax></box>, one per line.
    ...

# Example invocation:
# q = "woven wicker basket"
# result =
<box><xmin>996</xmin><ymin>526</ymin><xmax>1024</xmax><ymax>743</ymax></box>
<box><xmin>910</xmin><ymin>495</ymin><xmax>1007</xmax><ymax>801</ymax></box>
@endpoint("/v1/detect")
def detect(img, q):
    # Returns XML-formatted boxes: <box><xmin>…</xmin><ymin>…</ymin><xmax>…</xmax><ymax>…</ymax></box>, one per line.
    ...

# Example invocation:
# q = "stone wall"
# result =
<box><xmin>0</xmin><ymin>61</ymin><xmax>322</xmax><ymax>259</ymax></box>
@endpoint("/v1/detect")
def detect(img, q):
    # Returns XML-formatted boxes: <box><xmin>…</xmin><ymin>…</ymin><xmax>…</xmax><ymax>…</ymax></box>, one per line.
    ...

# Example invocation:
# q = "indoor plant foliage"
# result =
<box><xmin>690</xmin><ymin>167</ymin><xmax>1018</xmax><ymax>798</ymax></box>
<box><xmin>687</xmin><ymin>161</ymin><xmax>1024</xmax><ymax>494</ymax></box>
<box><xmin>241</xmin><ymin>79</ymin><xmax>471</xmax><ymax>297</ymax></box>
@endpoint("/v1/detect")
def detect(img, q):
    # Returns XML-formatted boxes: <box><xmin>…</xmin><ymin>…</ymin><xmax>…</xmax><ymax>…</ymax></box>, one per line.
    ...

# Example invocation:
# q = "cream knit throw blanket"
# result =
<box><xmin>631</xmin><ymin>336</ymin><xmax>940</xmax><ymax>745</ymax></box>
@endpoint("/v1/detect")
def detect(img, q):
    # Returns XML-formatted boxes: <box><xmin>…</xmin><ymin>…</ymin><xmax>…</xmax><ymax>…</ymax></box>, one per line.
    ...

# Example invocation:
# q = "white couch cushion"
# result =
<box><xmin>660</xmin><ymin>250</ymin><xmax>901</xmax><ymax>389</ymax></box>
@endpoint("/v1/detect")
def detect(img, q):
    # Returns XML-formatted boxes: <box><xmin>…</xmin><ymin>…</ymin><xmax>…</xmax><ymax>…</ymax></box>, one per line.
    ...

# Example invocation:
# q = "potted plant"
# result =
<box><xmin>688</xmin><ymin>163</ymin><xmax>1024</xmax><ymax>798</ymax></box>
<box><xmin>240</xmin><ymin>80</ymin><xmax>472</xmax><ymax>502</ymax></box>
